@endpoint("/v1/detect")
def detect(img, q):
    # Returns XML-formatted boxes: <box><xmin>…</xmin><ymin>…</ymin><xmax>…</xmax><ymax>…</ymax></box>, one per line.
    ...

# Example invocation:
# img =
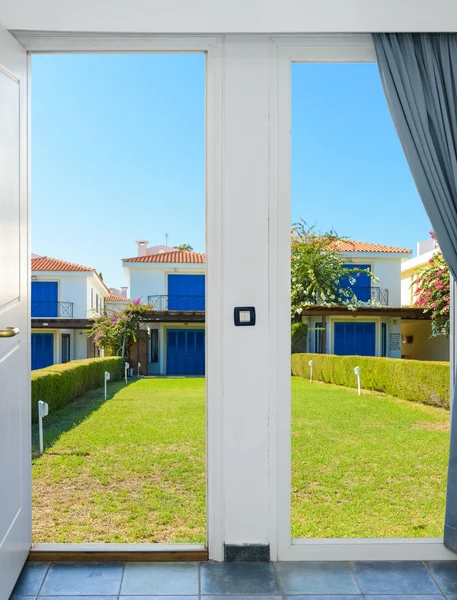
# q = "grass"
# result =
<box><xmin>32</xmin><ymin>377</ymin><xmax>449</xmax><ymax>542</ymax></box>
<box><xmin>291</xmin><ymin>377</ymin><xmax>449</xmax><ymax>539</ymax></box>
<box><xmin>32</xmin><ymin>379</ymin><xmax>206</xmax><ymax>543</ymax></box>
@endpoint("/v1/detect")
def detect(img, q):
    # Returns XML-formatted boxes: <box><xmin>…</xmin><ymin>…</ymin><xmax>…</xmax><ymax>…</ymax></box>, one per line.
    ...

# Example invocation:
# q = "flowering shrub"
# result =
<box><xmin>413</xmin><ymin>236</ymin><xmax>450</xmax><ymax>337</ymax></box>
<box><xmin>291</xmin><ymin>221</ymin><xmax>377</xmax><ymax>315</ymax></box>
<box><xmin>89</xmin><ymin>299</ymin><xmax>150</xmax><ymax>356</ymax></box>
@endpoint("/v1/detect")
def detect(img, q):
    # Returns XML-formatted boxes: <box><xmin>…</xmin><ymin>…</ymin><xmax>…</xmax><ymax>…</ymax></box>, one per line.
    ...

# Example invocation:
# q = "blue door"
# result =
<box><xmin>166</xmin><ymin>329</ymin><xmax>205</xmax><ymax>375</ymax></box>
<box><xmin>31</xmin><ymin>333</ymin><xmax>54</xmax><ymax>370</ymax></box>
<box><xmin>167</xmin><ymin>274</ymin><xmax>205</xmax><ymax>310</ymax></box>
<box><xmin>341</xmin><ymin>264</ymin><xmax>371</xmax><ymax>302</ymax></box>
<box><xmin>32</xmin><ymin>281</ymin><xmax>58</xmax><ymax>317</ymax></box>
<box><xmin>334</xmin><ymin>322</ymin><xmax>375</xmax><ymax>356</ymax></box>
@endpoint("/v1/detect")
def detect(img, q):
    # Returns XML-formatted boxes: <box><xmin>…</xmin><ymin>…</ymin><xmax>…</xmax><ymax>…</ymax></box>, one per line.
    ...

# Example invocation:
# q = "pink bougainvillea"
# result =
<box><xmin>413</xmin><ymin>243</ymin><xmax>450</xmax><ymax>337</ymax></box>
<box><xmin>88</xmin><ymin>299</ymin><xmax>150</xmax><ymax>356</ymax></box>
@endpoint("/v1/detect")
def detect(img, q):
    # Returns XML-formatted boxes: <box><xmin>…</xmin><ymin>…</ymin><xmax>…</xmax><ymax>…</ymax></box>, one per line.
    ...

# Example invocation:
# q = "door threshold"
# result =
<box><xmin>29</xmin><ymin>543</ymin><xmax>208</xmax><ymax>562</ymax></box>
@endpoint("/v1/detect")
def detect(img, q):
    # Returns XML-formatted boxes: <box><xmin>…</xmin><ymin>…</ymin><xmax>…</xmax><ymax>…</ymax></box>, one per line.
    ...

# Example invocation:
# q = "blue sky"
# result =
<box><xmin>32</xmin><ymin>55</ymin><xmax>431</xmax><ymax>288</ymax></box>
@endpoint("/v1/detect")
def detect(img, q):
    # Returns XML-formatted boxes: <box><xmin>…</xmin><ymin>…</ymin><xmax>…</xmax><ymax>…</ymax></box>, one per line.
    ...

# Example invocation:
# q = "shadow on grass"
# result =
<box><xmin>31</xmin><ymin>379</ymin><xmax>131</xmax><ymax>460</ymax></box>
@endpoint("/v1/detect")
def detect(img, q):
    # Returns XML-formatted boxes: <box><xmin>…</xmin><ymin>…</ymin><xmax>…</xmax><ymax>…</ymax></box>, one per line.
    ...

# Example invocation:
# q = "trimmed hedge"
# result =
<box><xmin>31</xmin><ymin>357</ymin><xmax>124</xmax><ymax>421</ymax></box>
<box><xmin>292</xmin><ymin>353</ymin><xmax>450</xmax><ymax>409</ymax></box>
<box><xmin>291</xmin><ymin>322</ymin><xmax>308</xmax><ymax>354</ymax></box>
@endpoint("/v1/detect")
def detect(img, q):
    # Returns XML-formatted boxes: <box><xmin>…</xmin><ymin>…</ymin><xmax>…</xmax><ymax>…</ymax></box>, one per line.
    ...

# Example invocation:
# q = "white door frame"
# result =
<box><xmin>268</xmin><ymin>33</ymin><xmax>456</xmax><ymax>561</ymax></box>
<box><xmin>13</xmin><ymin>32</ymin><xmax>225</xmax><ymax>562</ymax></box>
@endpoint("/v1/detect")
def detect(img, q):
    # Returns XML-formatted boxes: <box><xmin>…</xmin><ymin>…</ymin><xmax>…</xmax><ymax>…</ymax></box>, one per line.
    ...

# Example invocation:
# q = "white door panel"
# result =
<box><xmin>0</xmin><ymin>64</ymin><xmax>20</xmax><ymax>310</ymax></box>
<box><xmin>0</xmin><ymin>25</ymin><xmax>30</xmax><ymax>600</ymax></box>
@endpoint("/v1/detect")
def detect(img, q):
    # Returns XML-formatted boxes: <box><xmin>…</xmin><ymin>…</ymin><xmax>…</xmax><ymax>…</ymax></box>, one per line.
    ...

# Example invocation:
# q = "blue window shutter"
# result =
<box><xmin>31</xmin><ymin>333</ymin><xmax>54</xmax><ymax>370</ymax></box>
<box><xmin>32</xmin><ymin>282</ymin><xmax>58</xmax><ymax>317</ymax></box>
<box><xmin>341</xmin><ymin>264</ymin><xmax>371</xmax><ymax>302</ymax></box>
<box><xmin>333</xmin><ymin>322</ymin><xmax>376</xmax><ymax>356</ymax></box>
<box><xmin>166</xmin><ymin>329</ymin><xmax>205</xmax><ymax>375</ymax></box>
<box><xmin>167</xmin><ymin>274</ymin><xmax>205</xmax><ymax>310</ymax></box>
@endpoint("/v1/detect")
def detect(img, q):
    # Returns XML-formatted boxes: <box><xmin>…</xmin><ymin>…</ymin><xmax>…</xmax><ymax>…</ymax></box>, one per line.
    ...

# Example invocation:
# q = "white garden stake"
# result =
<box><xmin>38</xmin><ymin>400</ymin><xmax>49</xmax><ymax>456</ymax></box>
<box><xmin>354</xmin><ymin>366</ymin><xmax>361</xmax><ymax>396</ymax></box>
<box><xmin>138</xmin><ymin>362</ymin><xmax>141</xmax><ymax>379</ymax></box>
<box><xmin>309</xmin><ymin>359</ymin><xmax>313</xmax><ymax>382</ymax></box>
<box><xmin>125</xmin><ymin>362</ymin><xmax>129</xmax><ymax>384</ymax></box>
<box><xmin>104</xmin><ymin>371</ymin><xmax>110</xmax><ymax>400</ymax></box>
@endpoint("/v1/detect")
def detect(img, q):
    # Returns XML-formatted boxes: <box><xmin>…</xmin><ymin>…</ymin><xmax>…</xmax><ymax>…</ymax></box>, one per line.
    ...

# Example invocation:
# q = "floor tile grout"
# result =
<box><xmin>118</xmin><ymin>562</ymin><xmax>126</xmax><ymax>597</ymax></box>
<box><xmin>35</xmin><ymin>562</ymin><xmax>52</xmax><ymax>598</ymax></box>
<box><xmin>422</xmin><ymin>561</ymin><xmax>448</xmax><ymax>598</ymax></box>
<box><xmin>348</xmin><ymin>561</ymin><xmax>364</xmax><ymax>596</ymax></box>
<box><xmin>272</xmin><ymin>561</ymin><xmax>286</xmax><ymax>600</ymax></box>
<box><xmin>14</xmin><ymin>560</ymin><xmax>457</xmax><ymax>600</ymax></box>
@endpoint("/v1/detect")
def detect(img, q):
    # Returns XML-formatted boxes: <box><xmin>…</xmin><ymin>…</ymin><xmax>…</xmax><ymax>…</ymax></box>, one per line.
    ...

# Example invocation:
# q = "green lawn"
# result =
<box><xmin>291</xmin><ymin>377</ymin><xmax>449</xmax><ymax>538</ymax></box>
<box><xmin>32</xmin><ymin>377</ymin><xmax>449</xmax><ymax>542</ymax></box>
<box><xmin>32</xmin><ymin>379</ymin><xmax>206</xmax><ymax>543</ymax></box>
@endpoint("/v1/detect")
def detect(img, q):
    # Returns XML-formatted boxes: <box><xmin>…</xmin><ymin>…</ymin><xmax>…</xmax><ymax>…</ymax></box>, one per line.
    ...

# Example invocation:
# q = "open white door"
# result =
<box><xmin>0</xmin><ymin>25</ymin><xmax>30</xmax><ymax>600</ymax></box>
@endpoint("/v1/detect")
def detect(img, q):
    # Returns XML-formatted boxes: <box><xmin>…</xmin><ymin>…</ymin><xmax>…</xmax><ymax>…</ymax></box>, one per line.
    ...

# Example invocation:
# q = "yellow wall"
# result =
<box><xmin>401</xmin><ymin>320</ymin><xmax>449</xmax><ymax>362</ymax></box>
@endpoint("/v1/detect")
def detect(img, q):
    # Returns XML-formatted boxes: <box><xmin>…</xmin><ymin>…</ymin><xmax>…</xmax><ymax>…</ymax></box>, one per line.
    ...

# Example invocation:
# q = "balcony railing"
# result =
<box><xmin>148</xmin><ymin>295</ymin><xmax>205</xmax><ymax>311</ymax></box>
<box><xmin>370</xmin><ymin>287</ymin><xmax>389</xmax><ymax>306</ymax></box>
<box><xmin>314</xmin><ymin>287</ymin><xmax>389</xmax><ymax>306</ymax></box>
<box><xmin>31</xmin><ymin>301</ymin><xmax>74</xmax><ymax>318</ymax></box>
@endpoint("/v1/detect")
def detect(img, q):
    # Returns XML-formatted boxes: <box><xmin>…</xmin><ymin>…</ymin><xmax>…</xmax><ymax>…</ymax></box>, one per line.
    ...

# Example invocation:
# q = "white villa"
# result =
<box><xmin>299</xmin><ymin>240</ymin><xmax>436</xmax><ymax>359</ymax></box>
<box><xmin>122</xmin><ymin>241</ymin><xmax>205</xmax><ymax>376</ymax></box>
<box><xmin>31</xmin><ymin>255</ymin><xmax>110</xmax><ymax>369</ymax></box>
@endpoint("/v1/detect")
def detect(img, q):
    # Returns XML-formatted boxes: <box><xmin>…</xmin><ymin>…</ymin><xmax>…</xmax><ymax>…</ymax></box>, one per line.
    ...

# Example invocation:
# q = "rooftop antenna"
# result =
<box><xmin>165</xmin><ymin>232</ymin><xmax>170</xmax><ymax>246</ymax></box>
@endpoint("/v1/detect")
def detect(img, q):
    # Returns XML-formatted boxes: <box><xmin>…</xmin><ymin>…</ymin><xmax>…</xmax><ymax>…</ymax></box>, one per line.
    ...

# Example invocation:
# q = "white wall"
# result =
<box><xmin>32</xmin><ymin>272</ymin><xmax>109</xmax><ymax>318</ymax></box>
<box><xmin>3</xmin><ymin>0</ymin><xmax>457</xmax><ymax>33</ymax></box>
<box><xmin>74</xmin><ymin>329</ymin><xmax>89</xmax><ymax>360</ymax></box>
<box><xmin>372</xmin><ymin>258</ymin><xmax>403</xmax><ymax>307</ymax></box>
<box><xmin>342</xmin><ymin>256</ymin><xmax>404</xmax><ymax>307</ymax></box>
<box><xmin>32</xmin><ymin>273</ymin><xmax>87</xmax><ymax>318</ymax></box>
<box><xmin>87</xmin><ymin>273</ymin><xmax>109</xmax><ymax>316</ymax></box>
<box><xmin>126</xmin><ymin>263</ymin><xmax>205</xmax><ymax>304</ymax></box>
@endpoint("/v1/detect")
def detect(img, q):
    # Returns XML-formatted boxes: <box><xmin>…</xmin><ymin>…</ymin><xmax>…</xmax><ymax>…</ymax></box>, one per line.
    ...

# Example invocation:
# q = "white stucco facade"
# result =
<box><xmin>31</xmin><ymin>266</ymin><xmax>109</xmax><ymax>368</ymax></box>
<box><xmin>124</xmin><ymin>262</ymin><xmax>205</xmax><ymax>303</ymax></box>
<box><xmin>340</xmin><ymin>251</ymin><xmax>410</xmax><ymax>308</ymax></box>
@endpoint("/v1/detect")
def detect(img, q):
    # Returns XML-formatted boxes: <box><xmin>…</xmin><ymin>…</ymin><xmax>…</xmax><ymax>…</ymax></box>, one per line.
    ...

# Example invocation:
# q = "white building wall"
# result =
<box><xmin>74</xmin><ymin>329</ymin><xmax>89</xmax><ymax>360</ymax></box>
<box><xmin>372</xmin><ymin>258</ymin><xmax>403</xmax><ymax>307</ymax></box>
<box><xmin>59</xmin><ymin>276</ymin><xmax>88</xmax><ymax>318</ymax></box>
<box><xmin>342</xmin><ymin>255</ymin><xmax>404</xmax><ymax>307</ymax></box>
<box><xmin>32</xmin><ymin>272</ymin><xmax>108</xmax><ymax>319</ymax></box>
<box><xmin>87</xmin><ymin>274</ymin><xmax>109</xmax><ymax>317</ymax></box>
<box><xmin>129</xmin><ymin>268</ymin><xmax>166</xmax><ymax>303</ymax></box>
<box><xmin>126</xmin><ymin>264</ymin><xmax>206</xmax><ymax>304</ymax></box>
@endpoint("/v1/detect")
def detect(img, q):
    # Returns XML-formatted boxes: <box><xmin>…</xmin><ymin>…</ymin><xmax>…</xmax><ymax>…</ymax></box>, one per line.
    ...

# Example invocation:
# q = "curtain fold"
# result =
<box><xmin>372</xmin><ymin>32</ymin><xmax>457</xmax><ymax>552</ymax></box>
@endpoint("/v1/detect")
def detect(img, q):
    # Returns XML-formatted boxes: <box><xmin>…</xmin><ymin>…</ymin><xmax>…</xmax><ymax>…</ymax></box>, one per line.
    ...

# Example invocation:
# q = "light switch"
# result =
<box><xmin>239</xmin><ymin>311</ymin><xmax>251</xmax><ymax>323</ymax></box>
<box><xmin>234</xmin><ymin>306</ymin><xmax>256</xmax><ymax>326</ymax></box>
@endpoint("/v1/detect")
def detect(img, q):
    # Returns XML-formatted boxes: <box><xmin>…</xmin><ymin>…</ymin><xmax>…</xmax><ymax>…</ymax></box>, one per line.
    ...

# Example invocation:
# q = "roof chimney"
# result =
<box><xmin>136</xmin><ymin>240</ymin><xmax>150</xmax><ymax>257</ymax></box>
<box><xmin>121</xmin><ymin>287</ymin><xmax>128</xmax><ymax>298</ymax></box>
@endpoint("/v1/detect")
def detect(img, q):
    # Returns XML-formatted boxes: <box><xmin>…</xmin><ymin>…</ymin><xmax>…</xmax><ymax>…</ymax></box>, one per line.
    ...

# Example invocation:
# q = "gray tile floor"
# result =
<box><xmin>9</xmin><ymin>561</ymin><xmax>457</xmax><ymax>600</ymax></box>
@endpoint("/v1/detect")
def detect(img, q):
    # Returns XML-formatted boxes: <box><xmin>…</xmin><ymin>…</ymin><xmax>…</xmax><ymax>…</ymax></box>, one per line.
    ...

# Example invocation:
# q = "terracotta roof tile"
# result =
<box><xmin>31</xmin><ymin>256</ymin><xmax>111</xmax><ymax>294</ymax></box>
<box><xmin>123</xmin><ymin>250</ymin><xmax>206</xmax><ymax>264</ymax></box>
<box><xmin>106</xmin><ymin>294</ymin><xmax>129</xmax><ymax>302</ymax></box>
<box><xmin>32</xmin><ymin>256</ymin><xmax>95</xmax><ymax>272</ymax></box>
<box><xmin>330</xmin><ymin>240</ymin><xmax>412</xmax><ymax>254</ymax></box>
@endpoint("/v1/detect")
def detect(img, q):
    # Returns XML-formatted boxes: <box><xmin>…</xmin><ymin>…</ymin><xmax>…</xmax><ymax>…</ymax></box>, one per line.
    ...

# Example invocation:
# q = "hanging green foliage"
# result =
<box><xmin>291</xmin><ymin>221</ymin><xmax>376</xmax><ymax>315</ymax></box>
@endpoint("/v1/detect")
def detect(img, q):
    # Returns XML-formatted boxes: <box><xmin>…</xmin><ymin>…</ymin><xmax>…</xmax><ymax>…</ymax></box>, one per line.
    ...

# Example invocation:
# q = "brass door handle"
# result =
<box><xmin>0</xmin><ymin>327</ymin><xmax>20</xmax><ymax>338</ymax></box>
